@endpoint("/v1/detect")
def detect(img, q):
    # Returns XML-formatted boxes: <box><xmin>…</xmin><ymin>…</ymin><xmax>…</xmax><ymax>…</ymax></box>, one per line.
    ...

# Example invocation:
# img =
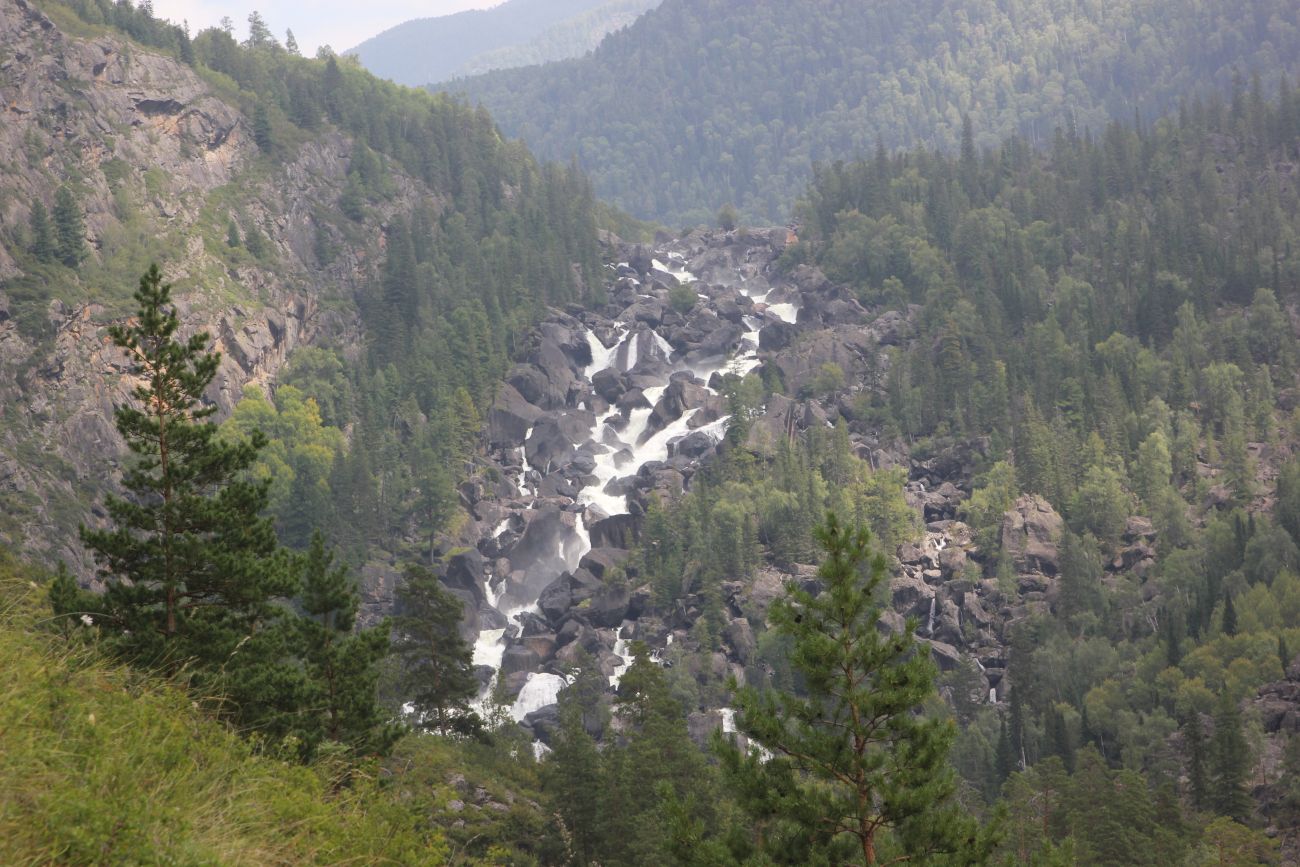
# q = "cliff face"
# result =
<box><xmin>0</xmin><ymin>0</ymin><xmax>432</xmax><ymax>569</ymax></box>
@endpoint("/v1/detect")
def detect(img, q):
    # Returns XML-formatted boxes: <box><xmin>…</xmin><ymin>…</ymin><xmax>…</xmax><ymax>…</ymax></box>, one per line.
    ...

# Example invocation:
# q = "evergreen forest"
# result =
<box><xmin>453</xmin><ymin>0</ymin><xmax>1300</xmax><ymax>225</ymax></box>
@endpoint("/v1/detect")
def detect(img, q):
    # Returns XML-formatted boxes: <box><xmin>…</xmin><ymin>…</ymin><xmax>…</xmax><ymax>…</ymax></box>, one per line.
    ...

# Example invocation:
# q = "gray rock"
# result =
<box><xmin>1000</xmin><ymin>495</ymin><xmax>1064</xmax><ymax>576</ymax></box>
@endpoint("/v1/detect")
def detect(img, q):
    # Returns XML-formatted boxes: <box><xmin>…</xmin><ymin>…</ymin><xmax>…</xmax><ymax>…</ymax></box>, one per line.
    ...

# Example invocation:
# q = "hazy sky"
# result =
<box><xmin>149</xmin><ymin>0</ymin><xmax>502</xmax><ymax>56</ymax></box>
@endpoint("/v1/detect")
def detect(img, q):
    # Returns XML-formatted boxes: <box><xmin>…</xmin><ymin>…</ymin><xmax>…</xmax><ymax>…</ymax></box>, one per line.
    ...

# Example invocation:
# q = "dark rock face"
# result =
<box><xmin>589</xmin><ymin>513</ymin><xmax>641</xmax><ymax>549</ymax></box>
<box><xmin>489</xmin><ymin>383</ymin><xmax>543</xmax><ymax>448</ymax></box>
<box><xmin>1256</xmin><ymin>656</ymin><xmax>1300</xmax><ymax>734</ymax></box>
<box><xmin>580</xmin><ymin>547</ymin><xmax>629</xmax><ymax>579</ymax></box>
<box><xmin>443</xmin><ymin>549</ymin><xmax>487</xmax><ymax>602</ymax></box>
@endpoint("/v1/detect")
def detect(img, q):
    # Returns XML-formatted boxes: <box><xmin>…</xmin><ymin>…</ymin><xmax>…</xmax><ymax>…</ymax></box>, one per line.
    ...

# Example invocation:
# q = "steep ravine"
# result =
<box><xmin>450</xmin><ymin>228</ymin><xmax>964</xmax><ymax>747</ymax></box>
<box><xmin>452</xmin><ymin>227</ymin><xmax>1180</xmax><ymax>750</ymax></box>
<box><xmin>460</xmin><ymin>231</ymin><xmax>803</xmax><ymax>740</ymax></box>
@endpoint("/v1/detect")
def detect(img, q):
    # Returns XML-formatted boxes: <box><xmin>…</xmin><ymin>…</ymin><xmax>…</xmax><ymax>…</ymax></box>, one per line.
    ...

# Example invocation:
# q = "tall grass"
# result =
<box><xmin>0</xmin><ymin>554</ymin><xmax>447</xmax><ymax>865</ymax></box>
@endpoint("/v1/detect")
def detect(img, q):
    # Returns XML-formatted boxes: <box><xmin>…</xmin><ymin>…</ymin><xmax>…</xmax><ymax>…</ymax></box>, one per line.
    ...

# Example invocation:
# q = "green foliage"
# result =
<box><xmin>543</xmin><ymin>647</ymin><xmax>736</xmax><ymax>866</ymax></box>
<box><xmin>998</xmin><ymin>749</ymin><xmax>1190</xmax><ymax>865</ymax></box>
<box><xmin>27</xmin><ymin>199</ymin><xmax>56</xmax><ymax>263</ymax></box>
<box><xmin>63</xmin><ymin>266</ymin><xmax>297</xmax><ymax>687</ymax></box>
<box><xmin>52</xmin><ymin>186</ymin><xmax>87</xmax><ymax>267</ymax></box>
<box><xmin>669</xmin><ymin>281</ymin><xmax>697</xmax><ymax>314</ymax></box>
<box><xmin>224</xmin><ymin>384</ymin><xmax>344</xmax><ymax>547</ymax></box>
<box><xmin>391</xmin><ymin>564</ymin><xmax>482</xmax><ymax>737</ymax></box>
<box><xmin>0</xmin><ymin>553</ymin><xmax>445</xmax><ymax>865</ymax></box>
<box><xmin>718</xmin><ymin>513</ymin><xmax>998</xmax><ymax>864</ymax></box>
<box><xmin>455</xmin><ymin>0</ymin><xmax>1300</xmax><ymax>224</ymax></box>
<box><xmin>293</xmin><ymin>532</ymin><xmax>401</xmax><ymax>759</ymax></box>
<box><xmin>717</xmin><ymin>202</ymin><xmax>739</xmax><ymax>232</ymax></box>
<box><xmin>1209</xmin><ymin>693</ymin><xmax>1253</xmax><ymax>821</ymax></box>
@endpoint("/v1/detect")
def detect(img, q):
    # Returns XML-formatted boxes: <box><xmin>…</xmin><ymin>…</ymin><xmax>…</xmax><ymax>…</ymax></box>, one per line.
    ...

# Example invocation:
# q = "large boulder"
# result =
<box><xmin>770</xmin><ymin>326</ymin><xmax>875</xmax><ymax>397</ymax></box>
<box><xmin>590</xmin><ymin>513</ymin><xmax>641</xmax><ymax>549</ymax></box>
<box><xmin>1000</xmin><ymin>495</ymin><xmax>1064</xmax><ymax>576</ymax></box>
<box><xmin>537</xmin><ymin>575</ymin><xmax>574</xmax><ymax>624</ymax></box>
<box><xmin>580</xmin><ymin>547</ymin><xmax>629</xmax><ymax>579</ymax></box>
<box><xmin>442</xmin><ymin>548</ymin><xmax>486</xmax><ymax>602</ymax></box>
<box><xmin>583</xmin><ymin>586</ymin><xmax>630</xmax><ymax>629</ymax></box>
<box><xmin>487</xmin><ymin>383</ymin><xmax>542</xmax><ymax>448</ymax></box>
<box><xmin>525</xmin><ymin>412</ymin><xmax>594</xmax><ymax>472</ymax></box>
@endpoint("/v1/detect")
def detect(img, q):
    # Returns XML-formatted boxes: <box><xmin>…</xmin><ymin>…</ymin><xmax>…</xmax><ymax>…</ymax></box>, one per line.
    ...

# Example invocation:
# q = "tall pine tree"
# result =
<box><xmin>59</xmin><ymin>264</ymin><xmax>295</xmax><ymax>682</ymax></box>
<box><xmin>717</xmin><ymin>512</ymin><xmax>998</xmax><ymax>865</ymax></box>
<box><xmin>28</xmin><ymin>199</ymin><xmax>56</xmax><ymax>263</ymax></box>
<box><xmin>296</xmin><ymin>531</ymin><xmax>400</xmax><ymax>758</ymax></box>
<box><xmin>52</xmin><ymin>186</ymin><xmax>87</xmax><ymax>267</ymax></box>
<box><xmin>390</xmin><ymin>564</ymin><xmax>481</xmax><ymax>737</ymax></box>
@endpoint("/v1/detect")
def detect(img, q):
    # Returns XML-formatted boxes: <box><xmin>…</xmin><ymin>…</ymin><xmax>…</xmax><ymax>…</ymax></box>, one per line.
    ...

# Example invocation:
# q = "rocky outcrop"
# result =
<box><xmin>1255</xmin><ymin>656</ymin><xmax>1300</xmax><ymax>734</ymax></box>
<box><xmin>1000</xmin><ymin>495</ymin><xmax>1064</xmax><ymax>576</ymax></box>
<box><xmin>0</xmin><ymin>0</ymin><xmax>441</xmax><ymax>566</ymax></box>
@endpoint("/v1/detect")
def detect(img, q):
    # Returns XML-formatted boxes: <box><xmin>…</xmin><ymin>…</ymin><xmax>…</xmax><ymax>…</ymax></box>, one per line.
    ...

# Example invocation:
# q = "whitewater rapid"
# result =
<box><xmin>468</xmin><ymin>250</ymin><xmax>798</xmax><ymax>725</ymax></box>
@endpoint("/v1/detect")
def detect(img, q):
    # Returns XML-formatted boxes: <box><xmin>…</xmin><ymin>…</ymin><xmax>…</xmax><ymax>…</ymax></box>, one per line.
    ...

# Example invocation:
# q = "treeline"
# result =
<box><xmin>454</xmin><ymin>0</ymin><xmax>1300</xmax><ymax>225</ymax></box>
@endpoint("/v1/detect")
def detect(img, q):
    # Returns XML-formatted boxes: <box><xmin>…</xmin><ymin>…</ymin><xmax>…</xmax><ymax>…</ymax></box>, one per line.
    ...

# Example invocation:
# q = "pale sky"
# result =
<box><xmin>149</xmin><ymin>0</ymin><xmax>502</xmax><ymax>57</ymax></box>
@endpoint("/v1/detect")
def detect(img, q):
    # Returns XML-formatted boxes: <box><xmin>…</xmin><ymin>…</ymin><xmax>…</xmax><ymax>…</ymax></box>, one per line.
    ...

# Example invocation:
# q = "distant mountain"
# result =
<box><xmin>451</xmin><ymin>0</ymin><xmax>1300</xmax><ymax>225</ymax></box>
<box><xmin>348</xmin><ymin>0</ymin><xmax>660</xmax><ymax>87</ymax></box>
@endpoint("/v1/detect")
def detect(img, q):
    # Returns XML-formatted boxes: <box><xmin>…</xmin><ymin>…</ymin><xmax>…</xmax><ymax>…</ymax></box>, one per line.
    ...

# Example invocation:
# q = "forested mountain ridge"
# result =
<box><xmin>452</xmin><ymin>0</ymin><xmax>1300</xmax><ymax>225</ymax></box>
<box><xmin>348</xmin><ymin>0</ymin><xmax>660</xmax><ymax>87</ymax></box>
<box><xmin>0</xmin><ymin>0</ymin><xmax>601</xmax><ymax>596</ymax></box>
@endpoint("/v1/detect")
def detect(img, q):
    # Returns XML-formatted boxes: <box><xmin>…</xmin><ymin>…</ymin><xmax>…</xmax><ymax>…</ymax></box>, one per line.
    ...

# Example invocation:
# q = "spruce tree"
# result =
<box><xmin>63</xmin><ymin>264</ymin><xmax>296</xmax><ymax>680</ymax></box>
<box><xmin>252</xmin><ymin>103</ymin><xmax>274</xmax><ymax>152</ymax></box>
<box><xmin>717</xmin><ymin>512</ymin><xmax>998</xmax><ymax>865</ymax></box>
<box><xmin>1209</xmin><ymin>693</ymin><xmax>1253</xmax><ymax>822</ymax></box>
<box><xmin>1222</xmin><ymin>590</ymin><xmax>1238</xmax><ymax>636</ymax></box>
<box><xmin>390</xmin><ymin>564</ymin><xmax>481</xmax><ymax>736</ymax></box>
<box><xmin>546</xmin><ymin>660</ymin><xmax>608</xmax><ymax>865</ymax></box>
<box><xmin>52</xmin><ymin>186</ymin><xmax>87</xmax><ymax>267</ymax></box>
<box><xmin>296</xmin><ymin>531</ymin><xmax>401</xmax><ymax>758</ymax></box>
<box><xmin>28</xmin><ymin>199</ymin><xmax>56</xmax><ymax>263</ymax></box>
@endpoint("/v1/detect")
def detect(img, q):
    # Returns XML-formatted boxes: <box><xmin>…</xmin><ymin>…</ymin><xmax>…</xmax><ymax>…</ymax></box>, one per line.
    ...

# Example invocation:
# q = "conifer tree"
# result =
<box><xmin>718</xmin><ymin>512</ymin><xmax>998</xmax><ymax>865</ymax></box>
<box><xmin>1209</xmin><ymin>693</ymin><xmax>1253</xmax><ymax>822</ymax></box>
<box><xmin>28</xmin><ymin>199</ymin><xmax>56</xmax><ymax>263</ymax></box>
<box><xmin>296</xmin><ymin>531</ymin><xmax>401</xmax><ymax>758</ymax></box>
<box><xmin>1222</xmin><ymin>590</ymin><xmax>1238</xmax><ymax>636</ymax></box>
<box><xmin>61</xmin><ymin>264</ymin><xmax>295</xmax><ymax>679</ymax></box>
<box><xmin>391</xmin><ymin>564</ymin><xmax>481</xmax><ymax>737</ymax></box>
<box><xmin>52</xmin><ymin>186</ymin><xmax>87</xmax><ymax>267</ymax></box>
<box><xmin>252</xmin><ymin>103</ymin><xmax>274</xmax><ymax>152</ymax></box>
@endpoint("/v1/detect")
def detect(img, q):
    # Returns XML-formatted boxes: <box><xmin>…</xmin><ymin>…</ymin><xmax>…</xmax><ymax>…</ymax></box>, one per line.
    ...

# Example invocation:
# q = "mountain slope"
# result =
<box><xmin>451</xmin><ymin>0</ymin><xmax>1300</xmax><ymax>225</ymax></box>
<box><xmin>0</xmin><ymin>0</ymin><xmax>601</xmax><ymax>592</ymax></box>
<box><xmin>348</xmin><ymin>0</ymin><xmax>659</xmax><ymax>87</ymax></box>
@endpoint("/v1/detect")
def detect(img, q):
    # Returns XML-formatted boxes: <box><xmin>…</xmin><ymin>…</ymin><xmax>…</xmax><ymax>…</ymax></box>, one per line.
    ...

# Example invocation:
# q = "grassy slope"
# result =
<box><xmin>0</xmin><ymin>550</ymin><xmax>445</xmax><ymax>866</ymax></box>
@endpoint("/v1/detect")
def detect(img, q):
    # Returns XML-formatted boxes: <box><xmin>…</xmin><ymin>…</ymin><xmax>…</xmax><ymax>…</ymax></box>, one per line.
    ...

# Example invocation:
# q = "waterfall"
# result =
<box><xmin>511</xmin><ymin>672</ymin><xmax>568</xmax><ymax>722</ymax></box>
<box><xmin>926</xmin><ymin>596</ymin><xmax>936</xmax><ymax>635</ymax></box>
<box><xmin>609</xmin><ymin>624</ymin><xmax>632</xmax><ymax>687</ymax></box>
<box><xmin>466</xmin><ymin>240</ymin><xmax>803</xmax><ymax>733</ymax></box>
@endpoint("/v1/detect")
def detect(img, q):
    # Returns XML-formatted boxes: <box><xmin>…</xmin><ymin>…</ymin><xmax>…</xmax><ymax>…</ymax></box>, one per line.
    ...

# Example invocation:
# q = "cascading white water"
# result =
<box><xmin>467</xmin><ymin>243</ymin><xmax>802</xmax><ymax>736</ymax></box>
<box><xmin>511</xmin><ymin>672</ymin><xmax>568</xmax><ymax>722</ymax></box>
<box><xmin>926</xmin><ymin>596</ymin><xmax>937</xmax><ymax>635</ymax></box>
<box><xmin>517</xmin><ymin>432</ymin><xmax>535</xmax><ymax>496</ymax></box>
<box><xmin>609</xmin><ymin>624</ymin><xmax>632</xmax><ymax>687</ymax></box>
